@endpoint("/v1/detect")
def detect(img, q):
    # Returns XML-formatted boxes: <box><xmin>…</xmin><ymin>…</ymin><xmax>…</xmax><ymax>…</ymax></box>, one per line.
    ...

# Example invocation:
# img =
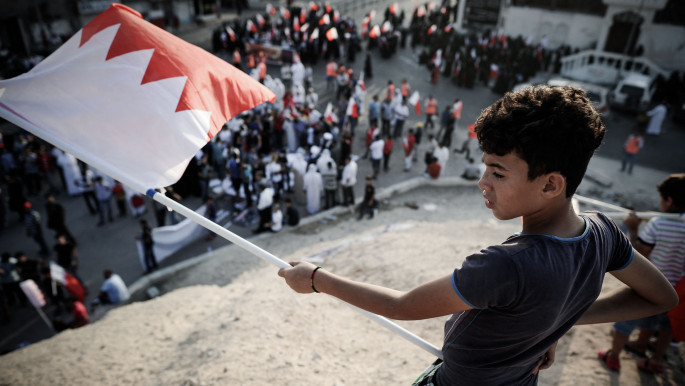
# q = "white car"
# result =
<box><xmin>547</xmin><ymin>78</ymin><xmax>611</xmax><ymax>118</ymax></box>
<box><xmin>608</xmin><ymin>73</ymin><xmax>656</xmax><ymax>113</ymax></box>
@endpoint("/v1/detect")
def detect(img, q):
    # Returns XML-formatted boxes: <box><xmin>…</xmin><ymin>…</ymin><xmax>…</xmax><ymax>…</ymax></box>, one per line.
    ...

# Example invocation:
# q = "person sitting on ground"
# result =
<box><xmin>461</xmin><ymin>158</ymin><xmax>481</xmax><ymax>180</ymax></box>
<box><xmin>265</xmin><ymin>203</ymin><xmax>283</xmax><ymax>233</ymax></box>
<box><xmin>357</xmin><ymin>176</ymin><xmax>378</xmax><ymax>220</ymax></box>
<box><xmin>284</xmin><ymin>198</ymin><xmax>300</xmax><ymax>226</ymax></box>
<box><xmin>278</xmin><ymin>86</ymin><xmax>678</xmax><ymax>384</ymax></box>
<box><xmin>598</xmin><ymin>173</ymin><xmax>685</xmax><ymax>374</ymax></box>
<box><xmin>425</xmin><ymin>154</ymin><xmax>441</xmax><ymax>179</ymax></box>
<box><xmin>94</xmin><ymin>269</ymin><xmax>130</xmax><ymax>308</ymax></box>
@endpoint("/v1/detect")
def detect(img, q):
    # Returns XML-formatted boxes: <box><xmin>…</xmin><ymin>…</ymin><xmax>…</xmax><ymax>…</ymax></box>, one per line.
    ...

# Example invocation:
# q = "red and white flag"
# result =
<box><xmin>280</xmin><ymin>7</ymin><xmax>290</xmax><ymax>20</ymax></box>
<box><xmin>417</xmin><ymin>5</ymin><xmax>426</xmax><ymax>17</ymax></box>
<box><xmin>266</xmin><ymin>3</ymin><xmax>276</xmax><ymax>16</ymax></box>
<box><xmin>0</xmin><ymin>4</ymin><xmax>274</xmax><ymax>192</ymax></box>
<box><xmin>389</xmin><ymin>3</ymin><xmax>398</xmax><ymax>14</ymax></box>
<box><xmin>300</xmin><ymin>22</ymin><xmax>309</xmax><ymax>33</ymax></box>
<box><xmin>293</xmin><ymin>18</ymin><xmax>300</xmax><ymax>32</ymax></box>
<box><xmin>427</xmin><ymin>24</ymin><xmax>437</xmax><ymax>35</ymax></box>
<box><xmin>345</xmin><ymin>97</ymin><xmax>357</xmax><ymax>117</ymax></box>
<box><xmin>226</xmin><ymin>26</ymin><xmax>236</xmax><ymax>41</ymax></box>
<box><xmin>326</xmin><ymin>27</ymin><xmax>338</xmax><ymax>41</ymax></box>
<box><xmin>381</xmin><ymin>21</ymin><xmax>393</xmax><ymax>34</ymax></box>
<box><xmin>319</xmin><ymin>14</ymin><xmax>330</xmax><ymax>25</ymax></box>
<box><xmin>324</xmin><ymin>102</ymin><xmax>334</xmax><ymax>122</ymax></box>
<box><xmin>369</xmin><ymin>25</ymin><xmax>380</xmax><ymax>39</ymax></box>
<box><xmin>357</xmin><ymin>72</ymin><xmax>366</xmax><ymax>92</ymax></box>
<box><xmin>256</xmin><ymin>14</ymin><xmax>266</xmax><ymax>28</ymax></box>
<box><xmin>408</xmin><ymin>91</ymin><xmax>421</xmax><ymax>115</ymax></box>
<box><xmin>247</xmin><ymin>19</ymin><xmax>258</xmax><ymax>33</ymax></box>
<box><xmin>20</xmin><ymin>280</ymin><xmax>46</xmax><ymax>308</ymax></box>
<box><xmin>310</xmin><ymin>27</ymin><xmax>319</xmax><ymax>41</ymax></box>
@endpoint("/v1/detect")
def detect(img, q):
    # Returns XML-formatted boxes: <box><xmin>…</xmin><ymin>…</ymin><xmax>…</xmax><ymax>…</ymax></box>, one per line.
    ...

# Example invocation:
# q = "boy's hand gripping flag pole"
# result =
<box><xmin>0</xmin><ymin>4</ymin><xmax>442</xmax><ymax>360</ymax></box>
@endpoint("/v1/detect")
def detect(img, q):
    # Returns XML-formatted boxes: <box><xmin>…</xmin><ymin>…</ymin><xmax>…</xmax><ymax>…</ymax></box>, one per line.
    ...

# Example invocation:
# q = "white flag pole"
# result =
<box><xmin>574</xmin><ymin>194</ymin><xmax>681</xmax><ymax>219</ymax></box>
<box><xmin>0</xmin><ymin>105</ymin><xmax>443</xmax><ymax>358</ymax></box>
<box><xmin>148</xmin><ymin>191</ymin><xmax>444</xmax><ymax>359</ymax></box>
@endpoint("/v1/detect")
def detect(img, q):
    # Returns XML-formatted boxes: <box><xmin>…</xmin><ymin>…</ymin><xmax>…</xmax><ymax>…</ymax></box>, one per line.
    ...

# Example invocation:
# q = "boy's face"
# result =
<box><xmin>478</xmin><ymin>152</ymin><xmax>547</xmax><ymax>221</ymax></box>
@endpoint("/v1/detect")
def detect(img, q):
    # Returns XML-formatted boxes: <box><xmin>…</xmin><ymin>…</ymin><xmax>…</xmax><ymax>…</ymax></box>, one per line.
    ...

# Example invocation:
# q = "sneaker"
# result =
<box><xmin>598</xmin><ymin>349</ymin><xmax>620</xmax><ymax>371</ymax></box>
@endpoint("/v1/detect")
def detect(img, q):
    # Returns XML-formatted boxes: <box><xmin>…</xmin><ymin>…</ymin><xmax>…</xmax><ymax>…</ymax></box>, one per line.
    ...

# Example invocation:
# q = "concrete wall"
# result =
<box><xmin>639</xmin><ymin>24</ymin><xmax>685</xmax><ymax>72</ymax></box>
<box><xmin>502</xmin><ymin>5</ymin><xmax>684</xmax><ymax>72</ymax></box>
<box><xmin>501</xmin><ymin>7</ymin><xmax>603</xmax><ymax>50</ymax></box>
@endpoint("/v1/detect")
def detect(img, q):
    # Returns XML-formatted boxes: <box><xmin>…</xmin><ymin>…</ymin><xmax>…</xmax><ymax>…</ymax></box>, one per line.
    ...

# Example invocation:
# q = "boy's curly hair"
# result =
<box><xmin>475</xmin><ymin>85</ymin><xmax>605</xmax><ymax>197</ymax></box>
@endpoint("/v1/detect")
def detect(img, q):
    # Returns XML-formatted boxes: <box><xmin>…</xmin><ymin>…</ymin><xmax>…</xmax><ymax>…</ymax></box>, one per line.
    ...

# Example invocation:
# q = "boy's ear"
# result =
<box><xmin>541</xmin><ymin>173</ymin><xmax>566</xmax><ymax>198</ymax></box>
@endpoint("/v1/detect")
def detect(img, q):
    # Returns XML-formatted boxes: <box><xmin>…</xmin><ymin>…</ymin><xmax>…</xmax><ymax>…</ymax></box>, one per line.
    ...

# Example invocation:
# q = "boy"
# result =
<box><xmin>599</xmin><ymin>173</ymin><xmax>685</xmax><ymax>373</ymax></box>
<box><xmin>278</xmin><ymin>86</ymin><xmax>678</xmax><ymax>384</ymax></box>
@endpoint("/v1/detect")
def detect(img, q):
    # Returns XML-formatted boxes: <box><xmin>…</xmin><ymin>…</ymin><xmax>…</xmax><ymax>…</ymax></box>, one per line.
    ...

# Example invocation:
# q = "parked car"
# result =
<box><xmin>608</xmin><ymin>73</ymin><xmax>656</xmax><ymax>113</ymax></box>
<box><xmin>546</xmin><ymin>78</ymin><xmax>611</xmax><ymax>119</ymax></box>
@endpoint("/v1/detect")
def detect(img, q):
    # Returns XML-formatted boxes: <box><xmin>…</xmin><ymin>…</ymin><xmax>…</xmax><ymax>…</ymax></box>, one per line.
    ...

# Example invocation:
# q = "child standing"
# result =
<box><xmin>278</xmin><ymin>86</ymin><xmax>678</xmax><ymax>384</ymax></box>
<box><xmin>598</xmin><ymin>173</ymin><xmax>685</xmax><ymax>373</ymax></box>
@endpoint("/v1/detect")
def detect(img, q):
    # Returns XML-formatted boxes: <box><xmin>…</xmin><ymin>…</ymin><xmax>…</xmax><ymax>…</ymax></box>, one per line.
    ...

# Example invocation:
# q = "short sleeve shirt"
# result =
<box><xmin>638</xmin><ymin>214</ymin><xmax>685</xmax><ymax>285</ymax></box>
<box><xmin>437</xmin><ymin>212</ymin><xmax>633</xmax><ymax>385</ymax></box>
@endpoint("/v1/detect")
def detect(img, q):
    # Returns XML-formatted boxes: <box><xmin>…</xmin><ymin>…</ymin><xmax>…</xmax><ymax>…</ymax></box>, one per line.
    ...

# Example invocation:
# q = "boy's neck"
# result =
<box><xmin>521</xmin><ymin>201</ymin><xmax>585</xmax><ymax>238</ymax></box>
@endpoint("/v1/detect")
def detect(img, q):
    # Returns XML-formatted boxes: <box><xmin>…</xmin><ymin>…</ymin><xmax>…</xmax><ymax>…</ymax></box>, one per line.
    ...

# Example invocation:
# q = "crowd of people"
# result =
<box><xmin>0</xmin><ymin>0</ymin><xmax>564</xmax><ymax>328</ymax></box>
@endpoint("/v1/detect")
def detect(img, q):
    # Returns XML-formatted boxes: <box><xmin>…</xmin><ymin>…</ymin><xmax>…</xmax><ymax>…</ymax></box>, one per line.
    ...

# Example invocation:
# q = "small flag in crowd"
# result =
<box><xmin>369</xmin><ymin>25</ymin><xmax>380</xmax><ymax>39</ymax></box>
<box><xmin>408</xmin><ymin>91</ymin><xmax>421</xmax><ymax>115</ymax></box>
<box><xmin>247</xmin><ymin>19</ymin><xmax>258</xmax><ymax>33</ymax></box>
<box><xmin>326</xmin><ymin>27</ymin><xmax>338</xmax><ymax>41</ymax></box>
<box><xmin>324</xmin><ymin>103</ymin><xmax>334</xmax><ymax>122</ymax></box>
<box><xmin>256</xmin><ymin>14</ymin><xmax>266</xmax><ymax>27</ymax></box>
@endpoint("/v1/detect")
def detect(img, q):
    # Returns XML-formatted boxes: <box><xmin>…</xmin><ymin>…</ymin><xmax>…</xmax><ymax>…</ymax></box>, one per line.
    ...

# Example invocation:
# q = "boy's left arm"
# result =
<box><xmin>575</xmin><ymin>250</ymin><xmax>678</xmax><ymax>325</ymax></box>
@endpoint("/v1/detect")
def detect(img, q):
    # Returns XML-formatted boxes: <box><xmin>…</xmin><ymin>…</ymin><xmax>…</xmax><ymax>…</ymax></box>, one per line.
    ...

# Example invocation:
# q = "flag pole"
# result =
<box><xmin>574</xmin><ymin>194</ymin><xmax>681</xmax><ymax>219</ymax></box>
<box><xmin>0</xmin><ymin>103</ymin><xmax>443</xmax><ymax>359</ymax></box>
<box><xmin>147</xmin><ymin>190</ymin><xmax>444</xmax><ymax>359</ymax></box>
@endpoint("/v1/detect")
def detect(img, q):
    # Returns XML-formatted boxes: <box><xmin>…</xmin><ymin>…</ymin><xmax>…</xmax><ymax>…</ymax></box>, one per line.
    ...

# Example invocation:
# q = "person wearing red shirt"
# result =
<box><xmin>382</xmin><ymin>135</ymin><xmax>394</xmax><ymax>172</ymax></box>
<box><xmin>425</xmin><ymin>154</ymin><xmax>441</xmax><ymax>179</ymax></box>
<box><xmin>403</xmin><ymin>129</ymin><xmax>416</xmax><ymax>171</ymax></box>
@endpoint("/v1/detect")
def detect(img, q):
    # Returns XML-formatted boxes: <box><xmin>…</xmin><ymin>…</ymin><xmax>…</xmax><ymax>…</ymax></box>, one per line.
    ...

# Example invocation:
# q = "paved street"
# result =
<box><xmin>1</xmin><ymin>2</ymin><xmax>684</xmax><ymax>355</ymax></box>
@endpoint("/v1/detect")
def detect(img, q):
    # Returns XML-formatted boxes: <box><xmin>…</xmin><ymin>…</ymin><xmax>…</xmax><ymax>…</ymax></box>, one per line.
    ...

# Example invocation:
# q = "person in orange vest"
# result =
<box><xmin>326</xmin><ymin>60</ymin><xmax>338</xmax><ymax>90</ymax></box>
<box><xmin>424</xmin><ymin>94</ymin><xmax>438</xmax><ymax>130</ymax></box>
<box><xmin>386</xmin><ymin>80</ymin><xmax>395</xmax><ymax>102</ymax></box>
<box><xmin>401</xmin><ymin>78</ymin><xmax>410</xmax><ymax>101</ymax></box>
<box><xmin>232</xmin><ymin>49</ymin><xmax>242</xmax><ymax>71</ymax></box>
<box><xmin>257</xmin><ymin>57</ymin><xmax>267</xmax><ymax>84</ymax></box>
<box><xmin>620</xmin><ymin>129</ymin><xmax>644</xmax><ymax>175</ymax></box>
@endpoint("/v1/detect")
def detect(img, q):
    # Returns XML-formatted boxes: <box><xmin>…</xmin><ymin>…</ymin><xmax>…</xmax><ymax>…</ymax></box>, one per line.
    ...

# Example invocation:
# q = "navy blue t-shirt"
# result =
<box><xmin>436</xmin><ymin>212</ymin><xmax>633</xmax><ymax>385</ymax></box>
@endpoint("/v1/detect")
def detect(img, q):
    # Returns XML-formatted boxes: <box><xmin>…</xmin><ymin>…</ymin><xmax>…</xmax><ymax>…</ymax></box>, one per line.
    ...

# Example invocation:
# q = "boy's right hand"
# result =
<box><xmin>278</xmin><ymin>261</ymin><xmax>319</xmax><ymax>294</ymax></box>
